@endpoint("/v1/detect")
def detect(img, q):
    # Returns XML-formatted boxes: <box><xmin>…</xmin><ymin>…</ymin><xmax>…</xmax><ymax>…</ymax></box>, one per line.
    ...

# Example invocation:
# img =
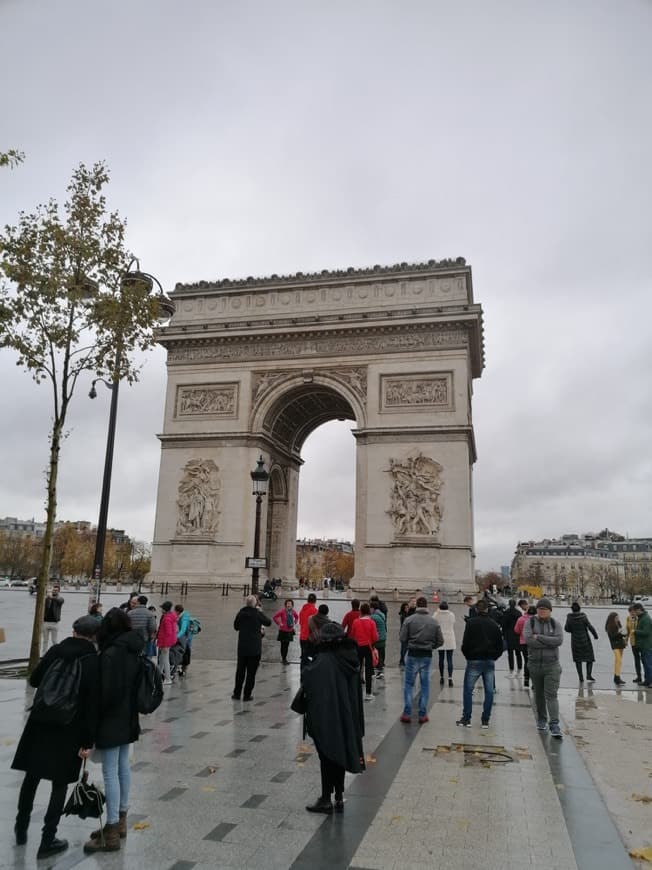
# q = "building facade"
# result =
<box><xmin>511</xmin><ymin>530</ymin><xmax>652</xmax><ymax>600</ymax></box>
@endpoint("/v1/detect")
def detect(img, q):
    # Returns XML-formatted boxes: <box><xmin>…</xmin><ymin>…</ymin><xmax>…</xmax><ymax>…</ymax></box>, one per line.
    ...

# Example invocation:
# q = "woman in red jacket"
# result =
<box><xmin>349</xmin><ymin>603</ymin><xmax>379</xmax><ymax>700</ymax></box>
<box><xmin>156</xmin><ymin>601</ymin><xmax>177</xmax><ymax>685</ymax></box>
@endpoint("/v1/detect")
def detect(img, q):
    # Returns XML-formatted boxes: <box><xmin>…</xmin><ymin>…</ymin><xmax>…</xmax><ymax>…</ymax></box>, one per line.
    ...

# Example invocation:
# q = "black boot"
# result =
<box><xmin>14</xmin><ymin>823</ymin><xmax>27</xmax><ymax>846</ymax></box>
<box><xmin>37</xmin><ymin>838</ymin><xmax>69</xmax><ymax>859</ymax></box>
<box><xmin>306</xmin><ymin>796</ymin><xmax>333</xmax><ymax>814</ymax></box>
<box><xmin>334</xmin><ymin>793</ymin><xmax>344</xmax><ymax>813</ymax></box>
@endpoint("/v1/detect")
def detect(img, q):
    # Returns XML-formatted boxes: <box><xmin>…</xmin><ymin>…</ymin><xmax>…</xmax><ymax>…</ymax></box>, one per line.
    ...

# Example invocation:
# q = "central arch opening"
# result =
<box><xmin>261</xmin><ymin>383</ymin><xmax>358</xmax><ymax>581</ymax></box>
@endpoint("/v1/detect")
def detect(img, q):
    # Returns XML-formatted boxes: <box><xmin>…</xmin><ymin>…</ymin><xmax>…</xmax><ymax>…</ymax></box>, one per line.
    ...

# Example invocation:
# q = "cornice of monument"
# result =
<box><xmin>173</xmin><ymin>257</ymin><xmax>470</xmax><ymax>295</ymax></box>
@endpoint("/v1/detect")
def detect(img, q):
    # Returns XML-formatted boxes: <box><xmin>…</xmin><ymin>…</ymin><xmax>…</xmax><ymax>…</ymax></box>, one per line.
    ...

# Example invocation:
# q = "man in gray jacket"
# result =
<box><xmin>127</xmin><ymin>595</ymin><xmax>156</xmax><ymax>646</ymax></box>
<box><xmin>523</xmin><ymin>598</ymin><xmax>564</xmax><ymax>738</ymax></box>
<box><xmin>399</xmin><ymin>596</ymin><xmax>443</xmax><ymax>724</ymax></box>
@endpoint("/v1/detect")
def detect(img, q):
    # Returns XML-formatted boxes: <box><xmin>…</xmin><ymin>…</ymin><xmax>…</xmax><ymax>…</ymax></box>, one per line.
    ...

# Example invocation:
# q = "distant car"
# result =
<box><xmin>0</xmin><ymin>577</ymin><xmax>11</xmax><ymax>588</ymax></box>
<box><xmin>10</xmin><ymin>578</ymin><xmax>29</xmax><ymax>587</ymax></box>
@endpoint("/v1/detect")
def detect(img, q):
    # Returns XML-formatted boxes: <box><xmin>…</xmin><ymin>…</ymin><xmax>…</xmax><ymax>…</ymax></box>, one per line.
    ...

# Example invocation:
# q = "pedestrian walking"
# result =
<box><xmin>369</xmin><ymin>593</ymin><xmax>388</xmax><ymax>625</ymax></box>
<box><xmin>157</xmin><ymin>601</ymin><xmax>177</xmax><ymax>685</ymax></box>
<box><xmin>398</xmin><ymin>597</ymin><xmax>416</xmax><ymax>667</ymax></box>
<box><xmin>435</xmin><ymin>602</ymin><xmax>456</xmax><ymax>686</ymax></box>
<box><xmin>302</xmin><ymin>622</ymin><xmax>365</xmax><ymax>814</ymax></box>
<box><xmin>523</xmin><ymin>598</ymin><xmax>564</xmax><ymax>738</ymax></box>
<box><xmin>632</xmin><ymin>603</ymin><xmax>652</xmax><ymax>687</ymax></box>
<box><xmin>605</xmin><ymin>611</ymin><xmax>627</xmax><ymax>686</ymax></box>
<box><xmin>12</xmin><ymin>615</ymin><xmax>100</xmax><ymax>859</ymax></box>
<box><xmin>232</xmin><ymin>594</ymin><xmax>271</xmax><ymax>701</ymax></box>
<box><xmin>83</xmin><ymin>608</ymin><xmax>145</xmax><ymax>854</ymax></box>
<box><xmin>456</xmin><ymin>598</ymin><xmax>503</xmax><ymax>728</ymax></box>
<box><xmin>127</xmin><ymin>595</ymin><xmax>156</xmax><ymax>646</ymax></box>
<box><xmin>308</xmin><ymin>604</ymin><xmax>330</xmax><ymax>649</ymax></box>
<box><xmin>272</xmin><ymin>598</ymin><xmax>298</xmax><ymax>664</ymax></box>
<box><xmin>299</xmin><ymin>593</ymin><xmax>318</xmax><ymax>668</ymax></box>
<box><xmin>370</xmin><ymin>600</ymin><xmax>387</xmax><ymax>677</ymax></box>
<box><xmin>89</xmin><ymin>602</ymin><xmax>103</xmax><ymax>622</ymax></box>
<box><xmin>41</xmin><ymin>584</ymin><xmax>64</xmax><ymax>654</ymax></box>
<box><xmin>145</xmin><ymin>606</ymin><xmax>158</xmax><ymax>660</ymax></box>
<box><xmin>564</xmin><ymin>602</ymin><xmax>598</xmax><ymax>683</ymax></box>
<box><xmin>349</xmin><ymin>603</ymin><xmax>379</xmax><ymax>701</ymax></box>
<box><xmin>342</xmin><ymin>599</ymin><xmax>361</xmax><ymax>635</ymax></box>
<box><xmin>514</xmin><ymin>603</ymin><xmax>535</xmax><ymax>687</ymax></box>
<box><xmin>399</xmin><ymin>596</ymin><xmax>443</xmax><ymax>724</ymax></box>
<box><xmin>503</xmin><ymin>599</ymin><xmax>523</xmax><ymax>674</ymax></box>
<box><xmin>626</xmin><ymin>605</ymin><xmax>643</xmax><ymax>684</ymax></box>
<box><xmin>174</xmin><ymin>604</ymin><xmax>191</xmax><ymax>676</ymax></box>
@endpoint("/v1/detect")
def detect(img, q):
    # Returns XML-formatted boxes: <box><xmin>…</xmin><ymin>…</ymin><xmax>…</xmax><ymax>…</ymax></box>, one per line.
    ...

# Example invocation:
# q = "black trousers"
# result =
<box><xmin>507</xmin><ymin>647</ymin><xmax>523</xmax><ymax>671</ymax></box>
<box><xmin>279</xmin><ymin>634</ymin><xmax>292</xmax><ymax>661</ymax></box>
<box><xmin>575</xmin><ymin>660</ymin><xmax>593</xmax><ymax>680</ymax></box>
<box><xmin>234</xmin><ymin>654</ymin><xmax>260</xmax><ymax>699</ymax></box>
<box><xmin>16</xmin><ymin>773</ymin><xmax>67</xmax><ymax>842</ymax></box>
<box><xmin>358</xmin><ymin>646</ymin><xmax>373</xmax><ymax>695</ymax></box>
<box><xmin>521</xmin><ymin>646</ymin><xmax>529</xmax><ymax>682</ymax></box>
<box><xmin>632</xmin><ymin>646</ymin><xmax>643</xmax><ymax>680</ymax></box>
<box><xmin>438</xmin><ymin>648</ymin><xmax>454</xmax><ymax>676</ymax></box>
<box><xmin>318</xmin><ymin>751</ymin><xmax>345</xmax><ymax>798</ymax></box>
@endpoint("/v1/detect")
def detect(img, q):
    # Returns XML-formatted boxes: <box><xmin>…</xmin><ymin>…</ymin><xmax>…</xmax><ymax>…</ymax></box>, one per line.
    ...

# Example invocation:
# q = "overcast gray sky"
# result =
<box><xmin>1</xmin><ymin>0</ymin><xmax>651</xmax><ymax>571</ymax></box>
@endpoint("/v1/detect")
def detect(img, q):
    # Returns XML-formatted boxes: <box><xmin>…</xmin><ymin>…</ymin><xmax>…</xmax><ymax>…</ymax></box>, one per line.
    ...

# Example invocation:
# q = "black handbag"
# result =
<box><xmin>64</xmin><ymin>760</ymin><xmax>105</xmax><ymax>819</ymax></box>
<box><xmin>290</xmin><ymin>686</ymin><xmax>307</xmax><ymax>715</ymax></box>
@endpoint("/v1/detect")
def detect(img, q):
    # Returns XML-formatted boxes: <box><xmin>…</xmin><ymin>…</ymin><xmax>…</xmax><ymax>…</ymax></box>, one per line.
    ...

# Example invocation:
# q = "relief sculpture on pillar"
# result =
<box><xmin>386</xmin><ymin>453</ymin><xmax>443</xmax><ymax>539</ymax></box>
<box><xmin>176</xmin><ymin>459</ymin><xmax>221</xmax><ymax>536</ymax></box>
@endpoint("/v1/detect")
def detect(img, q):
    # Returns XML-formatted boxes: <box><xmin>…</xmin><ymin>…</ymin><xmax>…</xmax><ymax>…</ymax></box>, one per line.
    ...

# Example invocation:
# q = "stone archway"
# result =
<box><xmin>149</xmin><ymin>258</ymin><xmax>484</xmax><ymax>594</ymax></box>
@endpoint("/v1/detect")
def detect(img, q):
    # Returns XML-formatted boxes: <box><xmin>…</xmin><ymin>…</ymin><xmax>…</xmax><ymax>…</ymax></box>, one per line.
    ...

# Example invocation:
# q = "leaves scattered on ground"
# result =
<box><xmin>629</xmin><ymin>846</ymin><xmax>652</xmax><ymax>862</ymax></box>
<box><xmin>132</xmin><ymin>821</ymin><xmax>150</xmax><ymax>831</ymax></box>
<box><xmin>630</xmin><ymin>794</ymin><xmax>652</xmax><ymax>804</ymax></box>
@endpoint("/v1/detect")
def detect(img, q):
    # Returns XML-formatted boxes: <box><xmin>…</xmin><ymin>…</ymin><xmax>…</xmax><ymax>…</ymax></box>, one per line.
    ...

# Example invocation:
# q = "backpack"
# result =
<box><xmin>188</xmin><ymin>616</ymin><xmax>202</xmax><ymax>636</ymax></box>
<box><xmin>135</xmin><ymin>656</ymin><xmax>164</xmax><ymax>714</ymax></box>
<box><xmin>31</xmin><ymin>655</ymin><xmax>87</xmax><ymax>726</ymax></box>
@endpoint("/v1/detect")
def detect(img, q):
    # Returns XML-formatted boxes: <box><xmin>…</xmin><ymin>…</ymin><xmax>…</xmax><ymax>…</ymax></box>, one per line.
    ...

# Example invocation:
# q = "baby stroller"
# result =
<box><xmin>169</xmin><ymin>640</ymin><xmax>185</xmax><ymax>680</ymax></box>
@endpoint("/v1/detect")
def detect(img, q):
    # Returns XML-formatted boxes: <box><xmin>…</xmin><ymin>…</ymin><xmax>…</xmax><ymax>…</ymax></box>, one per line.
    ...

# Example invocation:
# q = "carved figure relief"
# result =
<box><xmin>382</xmin><ymin>374</ymin><xmax>452</xmax><ymax>412</ymax></box>
<box><xmin>386</xmin><ymin>454</ymin><xmax>443</xmax><ymax>537</ymax></box>
<box><xmin>176</xmin><ymin>459</ymin><xmax>221</xmax><ymax>536</ymax></box>
<box><xmin>176</xmin><ymin>384</ymin><xmax>238</xmax><ymax>417</ymax></box>
<box><xmin>330</xmin><ymin>367</ymin><xmax>367</xmax><ymax>400</ymax></box>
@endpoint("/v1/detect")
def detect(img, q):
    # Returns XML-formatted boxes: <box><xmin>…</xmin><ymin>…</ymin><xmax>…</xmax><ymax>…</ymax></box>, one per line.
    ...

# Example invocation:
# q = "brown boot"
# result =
<box><xmin>83</xmin><ymin>823</ymin><xmax>121</xmax><ymax>853</ymax></box>
<box><xmin>90</xmin><ymin>812</ymin><xmax>127</xmax><ymax>841</ymax></box>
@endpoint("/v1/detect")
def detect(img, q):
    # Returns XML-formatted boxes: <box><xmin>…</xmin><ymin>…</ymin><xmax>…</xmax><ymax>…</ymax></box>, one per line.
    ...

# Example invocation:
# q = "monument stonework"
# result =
<box><xmin>150</xmin><ymin>259</ymin><xmax>484</xmax><ymax>593</ymax></box>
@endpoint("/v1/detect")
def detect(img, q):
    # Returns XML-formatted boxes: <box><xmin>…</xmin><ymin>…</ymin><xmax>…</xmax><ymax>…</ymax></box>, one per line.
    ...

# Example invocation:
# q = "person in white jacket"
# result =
<box><xmin>436</xmin><ymin>602</ymin><xmax>456</xmax><ymax>686</ymax></box>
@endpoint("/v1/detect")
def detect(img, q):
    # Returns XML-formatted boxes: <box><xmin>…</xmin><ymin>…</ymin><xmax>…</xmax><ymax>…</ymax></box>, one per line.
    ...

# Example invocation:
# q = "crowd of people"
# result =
<box><xmin>13</xmin><ymin>584</ymin><xmax>652</xmax><ymax>851</ymax></box>
<box><xmin>13</xmin><ymin>590</ymin><xmax>200</xmax><ymax>858</ymax></box>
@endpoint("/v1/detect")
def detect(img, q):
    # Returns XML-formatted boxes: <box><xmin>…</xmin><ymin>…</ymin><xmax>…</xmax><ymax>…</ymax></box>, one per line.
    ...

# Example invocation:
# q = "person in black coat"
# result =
<box><xmin>83</xmin><ymin>608</ymin><xmax>144</xmax><ymax>854</ymax></box>
<box><xmin>12</xmin><ymin>615</ymin><xmax>100</xmax><ymax>859</ymax></box>
<box><xmin>564</xmin><ymin>603</ymin><xmax>598</xmax><ymax>682</ymax></box>
<box><xmin>302</xmin><ymin>621</ymin><xmax>365</xmax><ymax>814</ymax></box>
<box><xmin>232</xmin><ymin>595</ymin><xmax>272</xmax><ymax>701</ymax></box>
<box><xmin>503</xmin><ymin>599</ymin><xmax>523</xmax><ymax>674</ymax></box>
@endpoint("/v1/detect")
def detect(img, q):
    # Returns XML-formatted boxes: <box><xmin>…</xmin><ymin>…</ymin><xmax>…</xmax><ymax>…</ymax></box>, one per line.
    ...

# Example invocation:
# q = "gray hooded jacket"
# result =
<box><xmin>522</xmin><ymin>614</ymin><xmax>563</xmax><ymax>665</ymax></box>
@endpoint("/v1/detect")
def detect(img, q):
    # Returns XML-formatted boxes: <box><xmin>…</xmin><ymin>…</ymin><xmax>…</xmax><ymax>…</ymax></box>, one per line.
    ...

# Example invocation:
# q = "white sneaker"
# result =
<box><xmin>163</xmin><ymin>680</ymin><xmax>173</xmax><ymax>686</ymax></box>
<box><xmin>364</xmin><ymin>694</ymin><xmax>374</xmax><ymax>702</ymax></box>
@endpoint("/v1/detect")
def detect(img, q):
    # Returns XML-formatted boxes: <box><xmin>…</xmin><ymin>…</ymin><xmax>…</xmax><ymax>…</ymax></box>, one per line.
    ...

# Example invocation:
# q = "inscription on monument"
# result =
<box><xmin>176</xmin><ymin>459</ymin><xmax>221</xmax><ymax>536</ymax></box>
<box><xmin>386</xmin><ymin>453</ymin><xmax>443</xmax><ymax>538</ymax></box>
<box><xmin>176</xmin><ymin>383</ymin><xmax>238</xmax><ymax>418</ymax></box>
<box><xmin>381</xmin><ymin>373</ymin><xmax>453</xmax><ymax>413</ymax></box>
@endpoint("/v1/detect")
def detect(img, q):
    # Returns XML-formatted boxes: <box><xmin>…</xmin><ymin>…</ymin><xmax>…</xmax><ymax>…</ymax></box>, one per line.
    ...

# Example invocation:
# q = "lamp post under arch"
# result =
<box><xmin>248</xmin><ymin>455</ymin><xmax>270</xmax><ymax>596</ymax></box>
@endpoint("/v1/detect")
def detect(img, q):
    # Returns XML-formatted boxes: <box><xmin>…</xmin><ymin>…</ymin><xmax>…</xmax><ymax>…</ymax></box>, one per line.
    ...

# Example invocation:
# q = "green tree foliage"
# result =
<box><xmin>0</xmin><ymin>162</ymin><xmax>163</xmax><ymax>670</ymax></box>
<box><xmin>0</xmin><ymin>149</ymin><xmax>25</xmax><ymax>169</ymax></box>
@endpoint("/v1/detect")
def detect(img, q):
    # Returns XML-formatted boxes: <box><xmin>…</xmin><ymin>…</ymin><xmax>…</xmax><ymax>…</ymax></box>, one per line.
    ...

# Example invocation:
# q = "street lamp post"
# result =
<box><xmin>89</xmin><ymin>260</ymin><xmax>174</xmax><ymax>603</ymax></box>
<box><xmin>249</xmin><ymin>455</ymin><xmax>269</xmax><ymax>596</ymax></box>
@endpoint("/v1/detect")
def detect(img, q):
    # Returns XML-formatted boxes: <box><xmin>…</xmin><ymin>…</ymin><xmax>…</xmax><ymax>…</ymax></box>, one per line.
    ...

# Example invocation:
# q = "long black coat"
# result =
<box><xmin>302</xmin><ymin>637</ymin><xmax>365</xmax><ymax>774</ymax></box>
<box><xmin>12</xmin><ymin>637</ymin><xmax>99</xmax><ymax>783</ymax></box>
<box><xmin>564</xmin><ymin>612</ymin><xmax>598</xmax><ymax>662</ymax></box>
<box><xmin>503</xmin><ymin>606</ymin><xmax>522</xmax><ymax>650</ymax></box>
<box><xmin>95</xmin><ymin>630</ymin><xmax>144</xmax><ymax>749</ymax></box>
<box><xmin>233</xmin><ymin>606</ymin><xmax>271</xmax><ymax>657</ymax></box>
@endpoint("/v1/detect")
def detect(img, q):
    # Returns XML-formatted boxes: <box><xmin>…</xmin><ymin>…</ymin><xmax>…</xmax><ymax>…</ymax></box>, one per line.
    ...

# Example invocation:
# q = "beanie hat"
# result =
<box><xmin>536</xmin><ymin>598</ymin><xmax>553</xmax><ymax>610</ymax></box>
<box><xmin>72</xmin><ymin>615</ymin><xmax>99</xmax><ymax>638</ymax></box>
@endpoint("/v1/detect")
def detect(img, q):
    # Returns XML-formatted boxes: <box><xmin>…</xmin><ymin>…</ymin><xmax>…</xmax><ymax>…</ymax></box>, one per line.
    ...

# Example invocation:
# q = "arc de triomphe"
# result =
<box><xmin>150</xmin><ymin>258</ymin><xmax>484</xmax><ymax>594</ymax></box>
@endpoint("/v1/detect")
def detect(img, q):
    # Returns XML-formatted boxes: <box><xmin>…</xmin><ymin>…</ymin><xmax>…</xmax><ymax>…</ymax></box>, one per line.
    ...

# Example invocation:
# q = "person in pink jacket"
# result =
<box><xmin>514</xmin><ymin>602</ymin><xmax>536</xmax><ymax>688</ymax></box>
<box><xmin>273</xmin><ymin>599</ymin><xmax>299</xmax><ymax>665</ymax></box>
<box><xmin>157</xmin><ymin>601</ymin><xmax>177</xmax><ymax>685</ymax></box>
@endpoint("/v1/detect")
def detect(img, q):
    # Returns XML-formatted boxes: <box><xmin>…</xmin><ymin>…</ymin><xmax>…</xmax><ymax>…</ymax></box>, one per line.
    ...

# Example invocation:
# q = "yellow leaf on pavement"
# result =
<box><xmin>629</xmin><ymin>847</ymin><xmax>652</xmax><ymax>862</ymax></box>
<box><xmin>132</xmin><ymin>821</ymin><xmax>150</xmax><ymax>830</ymax></box>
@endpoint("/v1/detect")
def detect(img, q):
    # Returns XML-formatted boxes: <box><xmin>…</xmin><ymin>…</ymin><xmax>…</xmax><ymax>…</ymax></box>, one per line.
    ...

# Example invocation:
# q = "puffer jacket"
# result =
<box><xmin>436</xmin><ymin>609</ymin><xmax>456</xmax><ymax>650</ymax></box>
<box><xmin>157</xmin><ymin>611</ymin><xmax>178</xmax><ymax>649</ymax></box>
<box><xmin>522</xmin><ymin>615</ymin><xmax>563</xmax><ymax>665</ymax></box>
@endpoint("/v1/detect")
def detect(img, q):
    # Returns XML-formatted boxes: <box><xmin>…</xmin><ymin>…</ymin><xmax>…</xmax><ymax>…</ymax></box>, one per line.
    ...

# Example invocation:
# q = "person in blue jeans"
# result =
<box><xmin>399</xmin><ymin>597</ymin><xmax>443</xmax><ymax>724</ymax></box>
<box><xmin>456</xmin><ymin>598</ymin><xmax>504</xmax><ymax>728</ymax></box>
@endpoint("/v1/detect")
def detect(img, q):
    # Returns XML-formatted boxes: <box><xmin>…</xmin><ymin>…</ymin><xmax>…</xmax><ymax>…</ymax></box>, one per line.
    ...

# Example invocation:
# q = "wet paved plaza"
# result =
<box><xmin>0</xmin><ymin>589</ymin><xmax>649</xmax><ymax>869</ymax></box>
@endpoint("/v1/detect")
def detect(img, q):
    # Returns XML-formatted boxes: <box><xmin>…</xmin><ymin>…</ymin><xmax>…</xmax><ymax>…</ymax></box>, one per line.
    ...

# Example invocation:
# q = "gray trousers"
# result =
<box><xmin>528</xmin><ymin>661</ymin><xmax>561</xmax><ymax>723</ymax></box>
<box><xmin>41</xmin><ymin>622</ymin><xmax>58</xmax><ymax>655</ymax></box>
